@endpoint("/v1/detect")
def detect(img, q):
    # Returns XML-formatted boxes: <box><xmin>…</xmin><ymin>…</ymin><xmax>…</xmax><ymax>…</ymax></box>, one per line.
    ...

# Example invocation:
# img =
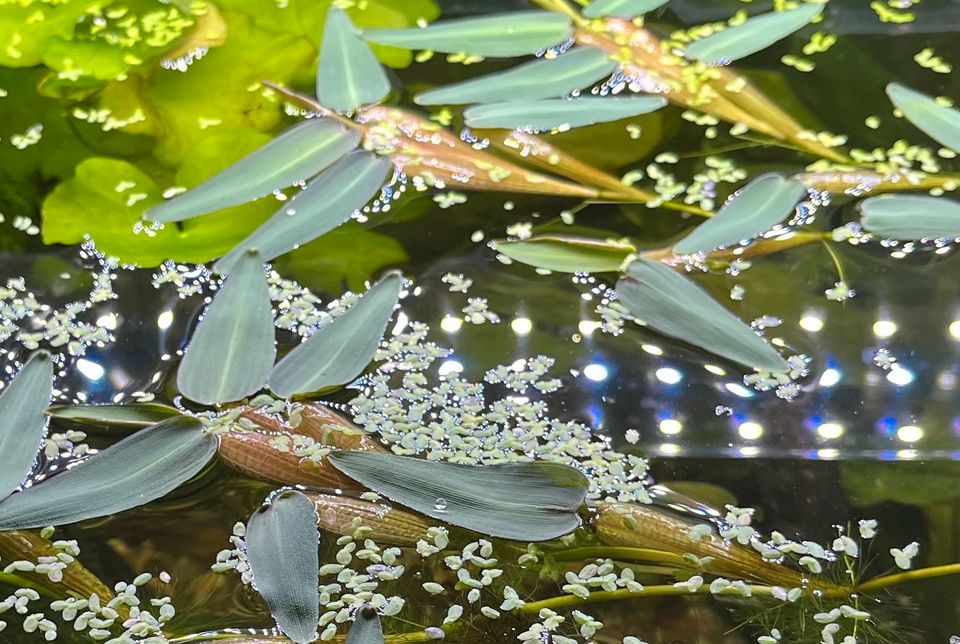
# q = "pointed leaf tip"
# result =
<box><xmin>246</xmin><ymin>490</ymin><xmax>320</xmax><ymax>644</ymax></box>
<box><xmin>269</xmin><ymin>271</ymin><xmax>402</xmax><ymax>397</ymax></box>
<box><xmin>178</xmin><ymin>250</ymin><xmax>276</xmax><ymax>405</ymax></box>
<box><xmin>0</xmin><ymin>351</ymin><xmax>54</xmax><ymax>502</ymax></box>
<box><xmin>684</xmin><ymin>3</ymin><xmax>823</xmax><ymax>64</ymax></box>
<box><xmin>318</xmin><ymin>8</ymin><xmax>391</xmax><ymax>113</ymax></box>
<box><xmin>886</xmin><ymin>83</ymin><xmax>960</xmax><ymax>153</ymax></box>
<box><xmin>345</xmin><ymin>604</ymin><xmax>384</xmax><ymax>644</ymax></box>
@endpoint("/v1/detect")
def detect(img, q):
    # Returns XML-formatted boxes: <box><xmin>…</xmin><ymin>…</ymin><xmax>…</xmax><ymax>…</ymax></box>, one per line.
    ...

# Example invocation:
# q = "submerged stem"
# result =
<box><xmin>856</xmin><ymin>563</ymin><xmax>960</xmax><ymax>594</ymax></box>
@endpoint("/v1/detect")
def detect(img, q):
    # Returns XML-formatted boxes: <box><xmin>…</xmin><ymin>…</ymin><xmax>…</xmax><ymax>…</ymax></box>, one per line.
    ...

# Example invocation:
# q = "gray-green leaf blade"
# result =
<box><xmin>583</xmin><ymin>0</ymin><xmax>670</xmax><ymax>19</ymax></box>
<box><xmin>860</xmin><ymin>194</ymin><xmax>960</xmax><ymax>240</ymax></box>
<box><xmin>464</xmin><ymin>96</ymin><xmax>667</xmax><ymax>130</ymax></box>
<box><xmin>0</xmin><ymin>416</ymin><xmax>216</xmax><ymax>529</ymax></box>
<box><xmin>146</xmin><ymin>119</ymin><xmax>361</xmax><ymax>223</ymax></box>
<box><xmin>246</xmin><ymin>491</ymin><xmax>319</xmax><ymax>644</ymax></box>
<box><xmin>269</xmin><ymin>272</ymin><xmax>401</xmax><ymax>397</ymax></box>
<box><xmin>319</xmin><ymin>8</ymin><xmax>390</xmax><ymax>113</ymax></box>
<box><xmin>684</xmin><ymin>3</ymin><xmax>823</xmax><ymax>64</ymax></box>
<box><xmin>414</xmin><ymin>47</ymin><xmax>616</xmax><ymax>106</ymax></box>
<box><xmin>0</xmin><ymin>352</ymin><xmax>53</xmax><ymax>502</ymax></box>
<box><xmin>886</xmin><ymin>83</ymin><xmax>960</xmax><ymax>152</ymax></box>
<box><xmin>495</xmin><ymin>236</ymin><xmax>634</xmax><ymax>273</ymax></box>
<box><xmin>47</xmin><ymin>403</ymin><xmax>181</xmax><ymax>429</ymax></box>
<box><xmin>328</xmin><ymin>451</ymin><xmax>589</xmax><ymax>541</ymax></box>
<box><xmin>345</xmin><ymin>606</ymin><xmax>384</xmax><ymax>644</ymax></box>
<box><xmin>214</xmin><ymin>151</ymin><xmax>392</xmax><ymax>274</ymax></box>
<box><xmin>674</xmin><ymin>173</ymin><xmax>807</xmax><ymax>254</ymax></box>
<box><xmin>616</xmin><ymin>259</ymin><xmax>788</xmax><ymax>372</ymax></box>
<box><xmin>362</xmin><ymin>11</ymin><xmax>573</xmax><ymax>58</ymax></box>
<box><xmin>178</xmin><ymin>250</ymin><xmax>276</xmax><ymax>405</ymax></box>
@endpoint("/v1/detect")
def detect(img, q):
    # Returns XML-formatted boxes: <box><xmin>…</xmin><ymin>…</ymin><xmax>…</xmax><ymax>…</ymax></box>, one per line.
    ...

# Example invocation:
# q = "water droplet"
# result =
<box><xmin>434</xmin><ymin>498</ymin><xmax>448</xmax><ymax>511</ymax></box>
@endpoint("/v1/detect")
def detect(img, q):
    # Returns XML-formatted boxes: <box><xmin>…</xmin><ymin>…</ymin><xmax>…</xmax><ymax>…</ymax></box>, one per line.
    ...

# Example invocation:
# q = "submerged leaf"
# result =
<box><xmin>345</xmin><ymin>605</ymin><xmax>384</xmax><ymax>644</ymax></box>
<box><xmin>583</xmin><ymin>0</ymin><xmax>670</xmax><ymax>19</ymax></box>
<box><xmin>47</xmin><ymin>403</ymin><xmax>181</xmax><ymax>429</ymax></box>
<box><xmin>145</xmin><ymin>119</ymin><xmax>361</xmax><ymax>223</ymax></box>
<box><xmin>860</xmin><ymin>194</ymin><xmax>960</xmax><ymax>240</ymax></box>
<box><xmin>616</xmin><ymin>259</ymin><xmax>788</xmax><ymax>371</ymax></box>
<box><xmin>494</xmin><ymin>236</ymin><xmax>635</xmax><ymax>273</ymax></box>
<box><xmin>214</xmin><ymin>151</ymin><xmax>392</xmax><ymax>274</ymax></box>
<box><xmin>464</xmin><ymin>96</ymin><xmax>667</xmax><ymax>130</ymax></box>
<box><xmin>245</xmin><ymin>491</ymin><xmax>319</xmax><ymax>644</ymax></box>
<box><xmin>0</xmin><ymin>416</ymin><xmax>216</xmax><ymax>530</ymax></box>
<box><xmin>269</xmin><ymin>272</ymin><xmax>402</xmax><ymax>397</ymax></box>
<box><xmin>0</xmin><ymin>352</ymin><xmax>53</xmax><ymax>501</ymax></box>
<box><xmin>683</xmin><ymin>4</ymin><xmax>823</xmax><ymax>64</ymax></box>
<box><xmin>886</xmin><ymin>83</ymin><xmax>960</xmax><ymax>152</ymax></box>
<box><xmin>362</xmin><ymin>11</ymin><xmax>573</xmax><ymax>58</ymax></box>
<box><xmin>327</xmin><ymin>451</ymin><xmax>589</xmax><ymax>541</ymax></box>
<box><xmin>178</xmin><ymin>250</ymin><xmax>276</xmax><ymax>405</ymax></box>
<box><xmin>674</xmin><ymin>173</ymin><xmax>807</xmax><ymax>254</ymax></box>
<box><xmin>414</xmin><ymin>47</ymin><xmax>616</xmax><ymax>106</ymax></box>
<box><xmin>318</xmin><ymin>8</ymin><xmax>391</xmax><ymax>113</ymax></box>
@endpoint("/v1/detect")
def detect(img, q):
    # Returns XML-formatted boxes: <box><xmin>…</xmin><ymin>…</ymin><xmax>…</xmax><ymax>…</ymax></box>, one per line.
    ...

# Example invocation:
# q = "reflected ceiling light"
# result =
<box><xmin>872</xmin><ymin>320</ymin><xmax>898</xmax><ymax>338</ymax></box>
<box><xmin>511</xmin><ymin>317</ymin><xmax>533</xmax><ymax>336</ymax></box>
<box><xmin>659</xmin><ymin>443</ymin><xmax>681</xmax><ymax>455</ymax></box>
<box><xmin>704</xmin><ymin>364</ymin><xmax>726</xmax><ymax>376</ymax></box>
<box><xmin>886</xmin><ymin>365</ymin><xmax>914</xmax><ymax>386</ymax></box>
<box><xmin>76</xmin><ymin>359</ymin><xmax>105</xmax><ymax>381</ymax></box>
<box><xmin>391</xmin><ymin>311</ymin><xmax>409</xmax><ymax>335</ymax></box>
<box><xmin>738</xmin><ymin>421</ymin><xmax>764</xmax><ymax>440</ymax></box>
<box><xmin>817</xmin><ymin>448</ymin><xmax>840</xmax><ymax>459</ymax></box>
<box><xmin>799</xmin><ymin>315</ymin><xmax>824</xmax><ymax>332</ymax></box>
<box><xmin>578</xmin><ymin>320</ymin><xmax>601</xmax><ymax>336</ymax></box>
<box><xmin>583</xmin><ymin>363</ymin><xmax>609</xmax><ymax>382</ymax></box>
<box><xmin>819</xmin><ymin>368</ymin><xmax>842</xmax><ymax>388</ymax></box>
<box><xmin>655</xmin><ymin>367</ymin><xmax>682</xmax><ymax>385</ymax></box>
<box><xmin>950</xmin><ymin>320</ymin><xmax>960</xmax><ymax>339</ymax></box>
<box><xmin>725</xmin><ymin>382</ymin><xmax>754</xmax><ymax>398</ymax></box>
<box><xmin>817</xmin><ymin>422</ymin><xmax>845</xmax><ymax>439</ymax></box>
<box><xmin>440</xmin><ymin>316</ymin><xmax>463</xmax><ymax>333</ymax></box>
<box><xmin>95</xmin><ymin>313</ymin><xmax>118</xmax><ymax>330</ymax></box>
<box><xmin>641</xmin><ymin>344</ymin><xmax>663</xmax><ymax>356</ymax></box>
<box><xmin>437</xmin><ymin>360</ymin><xmax>464</xmax><ymax>376</ymax></box>
<box><xmin>157</xmin><ymin>310</ymin><xmax>174</xmax><ymax>330</ymax></box>
<box><xmin>896</xmin><ymin>424</ymin><xmax>923</xmax><ymax>442</ymax></box>
<box><xmin>658</xmin><ymin>418</ymin><xmax>683</xmax><ymax>435</ymax></box>
<box><xmin>738</xmin><ymin>446</ymin><xmax>760</xmax><ymax>456</ymax></box>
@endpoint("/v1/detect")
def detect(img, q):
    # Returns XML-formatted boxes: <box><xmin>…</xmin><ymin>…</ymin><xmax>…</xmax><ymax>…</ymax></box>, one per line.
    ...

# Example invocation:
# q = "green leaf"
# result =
<box><xmin>327</xmin><ymin>451</ymin><xmax>589</xmax><ymax>541</ymax></box>
<box><xmin>345</xmin><ymin>605</ymin><xmax>384</xmax><ymax>644</ymax></box>
<box><xmin>274</xmin><ymin>223</ymin><xmax>408</xmax><ymax>294</ymax></box>
<box><xmin>47</xmin><ymin>403</ymin><xmax>181</xmax><ymax>429</ymax></box>
<box><xmin>0</xmin><ymin>416</ymin><xmax>216</xmax><ymax>530</ymax></box>
<box><xmin>214</xmin><ymin>151</ymin><xmax>392</xmax><ymax>273</ymax></box>
<box><xmin>318</xmin><ymin>8</ymin><xmax>391</xmax><ymax>113</ymax></box>
<box><xmin>583</xmin><ymin>0</ymin><xmax>670</xmax><ymax>19</ymax></box>
<box><xmin>463</xmin><ymin>96</ymin><xmax>667</xmax><ymax>131</ymax></box>
<box><xmin>859</xmin><ymin>194</ymin><xmax>960</xmax><ymax>240</ymax></box>
<box><xmin>674</xmin><ymin>173</ymin><xmax>807</xmax><ymax>254</ymax></box>
<box><xmin>363</xmin><ymin>11</ymin><xmax>573</xmax><ymax>58</ymax></box>
<box><xmin>269</xmin><ymin>271</ymin><xmax>401</xmax><ymax>397</ymax></box>
<box><xmin>178</xmin><ymin>250</ymin><xmax>276</xmax><ymax>405</ymax></box>
<box><xmin>0</xmin><ymin>2</ymin><xmax>97</xmax><ymax>67</ymax></box>
<box><xmin>414</xmin><ymin>47</ymin><xmax>616</xmax><ymax>106</ymax></box>
<box><xmin>683</xmin><ymin>3</ymin><xmax>823</xmax><ymax>64</ymax></box>
<box><xmin>0</xmin><ymin>352</ymin><xmax>53</xmax><ymax>502</ymax></box>
<box><xmin>494</xmin><ymin>236</ymin><xmax>635</xmax><ymax>273</ymax></box>
<box><xmin>616</xmin><ymin>259</ymin><xmax>788</xmax><ymax>372</ymax></box>
<box><xmin>245</xmin><ymin>490</ymin><xmax>319</xmax><ymax>644</ymax></box>
<box><xmin>886</xmin><ymin>83</ymin><xmax>960</xmax><ymax>153</ymax></box>
<box><xmin>146</xmin><ymin>119</ymin><xmax>360</xmax><ymax>223</ymax></box>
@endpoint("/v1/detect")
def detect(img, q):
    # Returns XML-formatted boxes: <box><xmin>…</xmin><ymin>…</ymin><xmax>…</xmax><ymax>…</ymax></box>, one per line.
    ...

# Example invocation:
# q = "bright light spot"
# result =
<box><xmin>511</xmin><ymin>317</ymin><xmax>533</xmax><ymax>336</ymax></box>
<box><xmin>799</xmin><ymin>315</ymin><xmax>824</xmax><ymax>332</ymax></box>
<box><xmin>725</xmin><ymin>382</ymin><xmax>754</xmax><ymax>398</ymax></box>
<box><xmin>738</xmin><ymin>446</ymin><xmax>760</xmax><ymax>457</ymax></box>
<box><xmin>817</xmin><ymin>448</ymin><xmax>840</xmax><ymax>459</ymax></box>
<box><xmin>949</xmin><ymin>320</ymin><xmax>960</xmax><ymax>339</ymax></box>
<box><xmin>819</xmin><ymin>368</ymin><xmax>842</xmax><ymax>388</ymax></box>
<box><xmin>872</xmin><ymin>319</ymin><xmax>898</xmax><ymax>338</ymax></box>
<box><xmin>659</xmin><ymin>443</ymin><xmax>681</xmax><ymax>456</ymax></box>
<box><xmin>510</xmin><ymin>359</ymin><xmax>527</xmax><ymax>371</ymax></box>
<box><xmin>157</xmin><ymin>310</ymin><xmax>174</xmax><ymax>330</ymax></box>
<box><xmin>641</xmin><ymin>344</ymin><xmax>663</xmax><ymax>356</ymax></box>
<box><xmin>440</xmin><ymin>316</ymin><xmax>463</xmax><ymax>333</ymax></box>
<box><xmin>95</xmin><ymin>313</ymin><xmax>118</xmax><ymax>330</ymax></box>
<box><xmin>437</xmin><ymin>360</ymin><xmax>464</xmax><ymax>376</ymax></box>
<box><xmin>659</xmin><ymin>418</ymin><xmax>683</xmax><ymax>435</ymax></box>
<box><xmin>887</xmin><ymin>365</ymin><xmax>914</xmax><ymax>386</ymax></box>
<box><xmin>583</xmin><ymin>363</ymin><xmax>609</xmax><ymax>382</ymax></box>
<box><xmin>896</xmin><ymin>424</ymin><xmax>923</xmax><ymax>442</ymax></box>
<box><xmin>704</xmin><ymin>364</ymin><xmax>726</xmax><ymax>376</ymax></box>
<box><xmin>817</xmin><ymin>422</ymin><xmax>845</xmax><ymax>439</ymax></box>
<box><xmin>896</xmin><ymin>449</ymin><xmax>918</xmax><ymax>460</ymax></box>
<box><xmin>578</xmin><ymin>320</ymin><xmax>601</xmax><ymax>336</ymax></box>
<box><xmin>738</xmin><ymin>421</ymin><xmax>764</xmax><ymax>440</ymax></box>
<box><xmin>76</xmin><ymin>359</ymin><xmax>105</xmax><ymax>381</ymax></box>
<box><xmin>391</xmin><ymin>311</ymin><xmax>409</xmax><ymax>335</ymax></box>
<box><xmin>655</xmin><ymin>367</ymin><xmax>682</xmax><ymax>385</ymax></box>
